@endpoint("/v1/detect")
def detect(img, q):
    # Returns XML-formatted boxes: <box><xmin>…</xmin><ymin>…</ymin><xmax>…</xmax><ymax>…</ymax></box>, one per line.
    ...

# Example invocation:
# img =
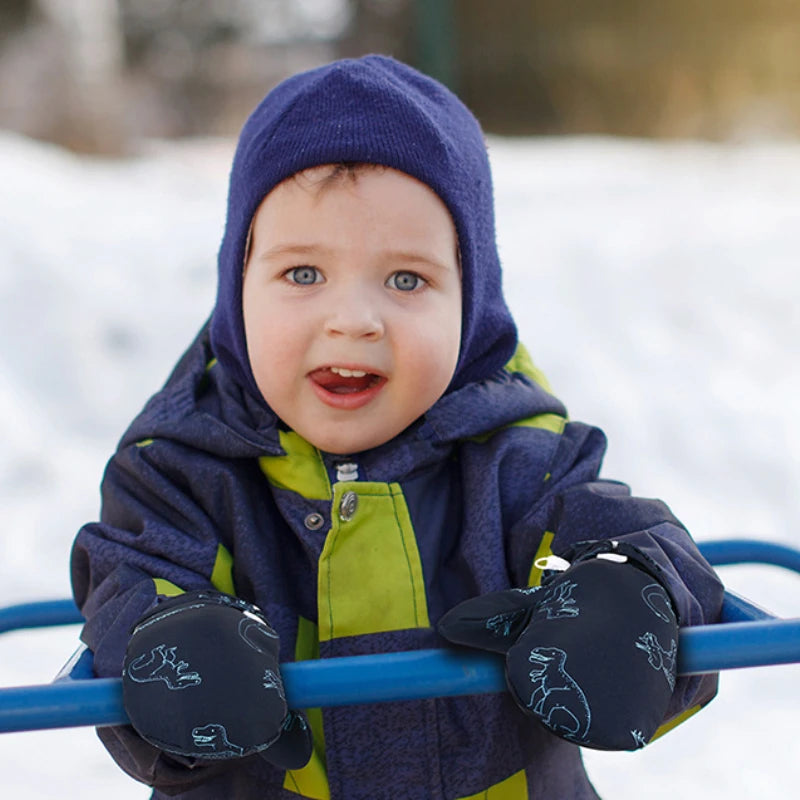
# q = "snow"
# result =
<box><xmin>1</xmin><ymin>130</ymin><xmax>799</xmax><ymax>797</ymax></box>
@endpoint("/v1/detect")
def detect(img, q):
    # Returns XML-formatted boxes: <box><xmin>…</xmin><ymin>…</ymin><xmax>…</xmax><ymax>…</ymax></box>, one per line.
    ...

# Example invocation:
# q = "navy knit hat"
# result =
<box><xmin>210</xmin><ymin>54</ymin><xmax>517</xmax><ymax>401</ymax></box>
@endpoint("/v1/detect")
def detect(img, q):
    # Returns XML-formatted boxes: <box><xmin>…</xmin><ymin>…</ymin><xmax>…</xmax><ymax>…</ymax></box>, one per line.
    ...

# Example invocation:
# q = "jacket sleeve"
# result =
<box><xmin>70</xmin><ymin>437</ymin><xmax>237</xmax><ymax>788</ymax></box>
<box><xmin>511</xmin><ymin>420</ymin><xmax>725</xmax><ymax>727</ymax></box>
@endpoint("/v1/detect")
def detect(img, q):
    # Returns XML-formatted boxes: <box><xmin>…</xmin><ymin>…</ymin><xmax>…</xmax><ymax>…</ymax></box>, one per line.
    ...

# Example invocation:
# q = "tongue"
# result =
<box><xmin>312</xmin><ymin>369</ymin><xmax>375</xmax><ymax>394</ymax></box>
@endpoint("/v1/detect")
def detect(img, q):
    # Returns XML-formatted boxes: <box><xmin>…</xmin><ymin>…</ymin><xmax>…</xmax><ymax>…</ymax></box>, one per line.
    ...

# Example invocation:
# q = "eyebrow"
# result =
<box><xmin>257</xmin><ymin>243</ymin><xmax>457</xmax><ymax>272</ymax></box>
<box><xmin>387</xmin><ymin>249</ymin><xmax>459</xmax><ymax>271</ymax></box>
<box><xmin>257</xmin><ymin>243</ymin><xmax>325</xmax><ymax>261</ymax></box>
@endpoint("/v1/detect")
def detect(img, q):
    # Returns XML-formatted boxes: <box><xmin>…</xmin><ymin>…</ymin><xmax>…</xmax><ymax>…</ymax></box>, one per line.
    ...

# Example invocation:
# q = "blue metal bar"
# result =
<box><xmin>0</xmin><ymin>678</ymin><xmax>126</xmax><ymax>732</ymax></box>
<box><xmin>1</xmin><ymin>540</ymin><xmax>799</xmax><ymax>733</ymax></box>
<box><xmin>719</xmin><ymin>591</ymin><xmax>774</xmax><ymax>622</ymax></box>
<box><xmin>283</xmin><ymin>648</ymin><xmax>506</xmax><ymax>709</ymax></box>
<box><xmin>0</xmin><ymin>580</ymin><xmax>776</xmax><ymax>636</ymax></box>
<box><xmin>0</xmin><ymin>581</ymin><xmax>781</xmax><ymax>636</ymax></box>
<box><xmin>699</xmin><ymin>539</ymin><xmax>800</xmax><ymax>575</ymax></box>
<box><xmin>2</xmin><ymin>609</ymin><xmax>800</xmax><ymax>733</ymax></box>
<box><xmin>0</xmin><ymin>539</ymin><xmax>796</xmax><ymax>636</ymax></box>
<box><xmin>0</xmin><ymin>599</ymin><xmax>82</xmax><ymax>634</ymax></box>
<box><xmin>678</xmin><ymin>617</ymin><xmax>800</xmax><ymax>674</ymax></box>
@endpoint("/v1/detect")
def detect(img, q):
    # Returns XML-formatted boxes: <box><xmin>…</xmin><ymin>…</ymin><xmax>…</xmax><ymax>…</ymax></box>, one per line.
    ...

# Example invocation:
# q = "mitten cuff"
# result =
<box><xmin>558</xmin><ymin>539</ymin><xmax>678</xmax><ymax>620</ymax></box>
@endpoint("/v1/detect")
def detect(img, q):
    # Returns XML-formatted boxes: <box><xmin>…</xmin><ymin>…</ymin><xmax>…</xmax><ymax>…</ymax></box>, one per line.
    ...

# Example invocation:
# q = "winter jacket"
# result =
<box><xmin>71</xmin><ymin>326</ymin><xmax>724</xmax><ymax>800</ymax></box>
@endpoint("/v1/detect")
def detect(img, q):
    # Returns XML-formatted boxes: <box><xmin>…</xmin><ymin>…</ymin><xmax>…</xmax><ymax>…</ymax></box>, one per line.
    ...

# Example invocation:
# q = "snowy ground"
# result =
<box><xmin>1</xmin><ymin>130</ymin><xmax>799</xmax><ymax>798</ymax></box>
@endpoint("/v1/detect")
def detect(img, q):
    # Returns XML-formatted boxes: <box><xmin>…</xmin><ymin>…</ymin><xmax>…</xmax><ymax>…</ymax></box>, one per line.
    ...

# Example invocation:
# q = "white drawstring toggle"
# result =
<box><xmin>597</xmin><ymin>553</ymin><xmax>629</xmax><ymax>564</ymax></box>
<box><xmin>533</xmin><ymin>555</ymin><xmax>571</xmax><ymax>572</ymax></box>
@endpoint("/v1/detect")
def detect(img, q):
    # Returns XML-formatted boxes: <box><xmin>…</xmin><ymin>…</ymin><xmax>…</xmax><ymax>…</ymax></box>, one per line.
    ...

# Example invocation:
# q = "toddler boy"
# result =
<box><xmin>72</xmin><ymin>55</ymin><xmax>723</xmax><ymax>800</ymax></box>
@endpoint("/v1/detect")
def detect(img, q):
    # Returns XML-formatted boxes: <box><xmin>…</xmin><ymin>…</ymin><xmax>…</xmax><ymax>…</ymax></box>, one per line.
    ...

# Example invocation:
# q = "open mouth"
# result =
<box><xmin>308</xmin><ymin>366</ymin><xmax>387</xmax><ymax>410</ymax></box>
<box><xmin>309</xmin><ymin>366</ymin><xmax>385</xmax><ymax>395</ymax></box>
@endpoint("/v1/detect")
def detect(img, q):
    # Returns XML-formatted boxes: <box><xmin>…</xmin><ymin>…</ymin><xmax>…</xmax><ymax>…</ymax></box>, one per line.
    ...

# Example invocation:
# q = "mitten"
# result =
<box><xmin>438</xmin><ymin>542</ymin><xmax>679</xmax><ymax>751</ymax></box>
<box><xmin>122</xmin><ymin>589</ymin><xmax>312</xmax><ymax>768</ymax></box>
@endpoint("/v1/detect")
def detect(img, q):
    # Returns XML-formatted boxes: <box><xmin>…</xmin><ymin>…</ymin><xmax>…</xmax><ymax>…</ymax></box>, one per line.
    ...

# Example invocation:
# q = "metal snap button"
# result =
<box><xmin>303</xmin><ymin>512</ymin><xmax>325</xmax><ymax>531</ymax></box>
<box><xmin>338</xmin><ymin>491</ymin><xmax>358</xmax><ymax>522</ymax></box>
<box><xmin>335</xmin><ymin>462</ymin><xmax>359</xmax><ymax>482</ymax></box>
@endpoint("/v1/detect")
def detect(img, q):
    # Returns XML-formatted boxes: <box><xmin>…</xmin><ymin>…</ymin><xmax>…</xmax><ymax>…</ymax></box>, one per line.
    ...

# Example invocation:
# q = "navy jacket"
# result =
<box><xmin>71</xmin><ymin>326</ymin><xmax>724</xmax><ymax>800</ymax></box>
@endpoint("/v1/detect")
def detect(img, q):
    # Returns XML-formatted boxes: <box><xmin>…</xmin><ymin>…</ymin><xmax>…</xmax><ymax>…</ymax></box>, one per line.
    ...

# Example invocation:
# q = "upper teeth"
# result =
<box><xmin>330</xmin><ymin>367</ymin><xmax>367</xmax><ymax>378</ymax></box>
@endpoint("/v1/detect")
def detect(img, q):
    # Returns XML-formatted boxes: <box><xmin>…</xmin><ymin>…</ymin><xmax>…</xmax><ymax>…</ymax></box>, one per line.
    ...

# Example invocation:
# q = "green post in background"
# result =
<box><xmin>414</xmin><ymin>0</ymin><xmax>458</xmax><ymax>92</ymax></box>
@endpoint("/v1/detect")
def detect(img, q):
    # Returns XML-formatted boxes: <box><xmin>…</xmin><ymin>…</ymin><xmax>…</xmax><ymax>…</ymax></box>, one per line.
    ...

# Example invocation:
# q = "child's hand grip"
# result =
<box><xmin>438</xmin><ymin>550</ymin><xmax>679</xmax><ymax>751</ymax></box>
<box><xmin>122</xmin><ymin>590</ymin><xmax>312</xmax><ymax>768</ymax></box>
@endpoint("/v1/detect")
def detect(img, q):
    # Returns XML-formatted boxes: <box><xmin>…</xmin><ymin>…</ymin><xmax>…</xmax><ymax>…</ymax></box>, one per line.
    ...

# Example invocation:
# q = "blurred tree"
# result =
<box><xmin>0</xmin><ymin>0</ymin><xmax>35</xmax><ymax>37</ymax></box>
<box><xmin>0</xmin><ymin>0</ymin><xmax>348</xmax><ymax>150</ymax></box>
<box><xmin>338</xmin><ymin>0</ymin><xmax>415</xmax><ymax>63</ymax></box>
<box><xmin>1</xmin><ymin>0</ymin><xmax>799</xmax><ymax>150</ymax></box>
<box><xmin>0</xmin><ymin>0</ymin><xmax>125</xmax><ymax>153</ymax></box>
<box><xmin>115</xmin><ymin>0</ymin><xmax>348</xmax><ymax>139</ymax></box>
<box><xmin>452</xmin><ymin>0</ymin><xmax>800</xmax><ymax>138</ymax></box>
<box><xmin>337</xmin><ymin>0</ymin><xmax>457</xmax><ymax>89</ymax></box>
<box><xmin>414</xmin><ymin>0</ymin><xmax>457</xmax><ymax>90</ymax></box>
<box><xmin>338</xmin><ymin>0</ymin><xmax>800</xmax><ymax>138</ymax></box>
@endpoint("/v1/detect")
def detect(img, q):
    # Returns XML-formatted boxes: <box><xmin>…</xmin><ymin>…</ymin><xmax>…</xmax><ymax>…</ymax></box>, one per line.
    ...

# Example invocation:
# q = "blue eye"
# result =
<box><xmin>287</xmin><ymin>266</ymin><xmax>321</xmax><ymax>285</ymax></box>
<box><xmin>388</xmin><ymin>271</ymin><xmax>424</xmax><ymax>291</ymax></box>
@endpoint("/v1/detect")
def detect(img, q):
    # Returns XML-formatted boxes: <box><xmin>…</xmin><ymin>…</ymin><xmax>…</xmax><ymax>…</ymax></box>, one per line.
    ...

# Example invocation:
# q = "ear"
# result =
<box><xmin>437</xmin><ymin>587</ymin><xmax>542</xmax><ymax>654</ymax></box>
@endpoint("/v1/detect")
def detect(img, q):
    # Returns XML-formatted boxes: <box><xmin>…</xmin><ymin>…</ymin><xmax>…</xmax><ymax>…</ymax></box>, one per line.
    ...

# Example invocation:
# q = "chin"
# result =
<box><xmin>316</xmin><ymin>439</ymin><xmax>377</xmax><ymax>456</ymax></box>
<box><xmin>308</xmin><ymin>429</ymin><xmax>391</xmax><ymax>456</ymax></box>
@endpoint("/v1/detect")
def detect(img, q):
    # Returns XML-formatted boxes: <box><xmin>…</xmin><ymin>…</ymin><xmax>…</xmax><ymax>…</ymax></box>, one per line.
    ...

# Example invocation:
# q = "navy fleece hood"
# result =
<box><xmin>210</xmin><ymin>54</ymin><xmax>517</xmax><ymax>401</ymax></box>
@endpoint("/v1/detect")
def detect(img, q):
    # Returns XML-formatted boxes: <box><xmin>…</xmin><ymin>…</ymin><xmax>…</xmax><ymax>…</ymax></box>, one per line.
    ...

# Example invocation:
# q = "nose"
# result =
<box><xmin>323</xmin><ymin>293</ymin><xmax>385</xmax><ymax>340</ymax></box>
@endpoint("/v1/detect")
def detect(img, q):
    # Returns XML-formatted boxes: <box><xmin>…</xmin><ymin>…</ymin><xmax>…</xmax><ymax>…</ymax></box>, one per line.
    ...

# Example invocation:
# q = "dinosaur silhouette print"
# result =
<box><xmin>192</xmin><ymin>723</ymin><xmax>244</xmax><ymax>757</ymax></box>
<box><xmin>486</xmin><ymin>607</ymin><xmax>530</xmax><ymax>639</ymax></box>
<box><xmin>534</xmin><ymin>581</ymin><xmax>580</xmax><ymax>621</ymax></box>
<box><xmin>262</xmin><ymin>668</ymin><xmax>286</xmax><ymax>701</ymax></box>
<box><xmin>238</xmin><ymin>614</ymin><xmax>279</xmax><ymax>655</ymax></box>
<box><xmin>485</xmin><ymin>581</ymin><xmax>580</xmax><ymax>642</ymax></box>
<box><xmin>641</xmin><ymin>583</ymin><xmax>676</xmax><ymax>624</ymax></box>
<box><xmin>126</xmin><ymin>644</ymin><xmax>202</xmax><ymax>690</ymax></box>
<box><xmin>527</xmin><ymin>646</ymin><xmax>591</xmax><ymax>742</ymax></box>
<box><xmin>635</xmin><ymin>632</ymin><xmax>677</xmax><ymax>690</ymax></box>
<box><xmin>630</xmin><ymin>729</ymin><xmax>648</xmax><ymax>748</ymax></box>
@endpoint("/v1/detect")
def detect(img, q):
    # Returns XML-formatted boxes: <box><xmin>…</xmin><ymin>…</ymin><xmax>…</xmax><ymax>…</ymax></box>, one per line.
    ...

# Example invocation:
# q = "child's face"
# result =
<box><xmin>242</xmin><ymin>166</ymin><xmax>462</xmax><ymax>455</ymax></box>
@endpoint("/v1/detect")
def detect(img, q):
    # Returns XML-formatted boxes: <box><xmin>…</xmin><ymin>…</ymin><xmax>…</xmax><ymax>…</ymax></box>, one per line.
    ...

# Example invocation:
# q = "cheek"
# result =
<box><xmin>430</xmin><ymin>296</ymin><xmax>462</xmax><ymax>367</ymax></box>
<box><xmin>243</xmin><ymin>295</ymin><xmax>298</xmax><ymax>385</ymax></box>
<box><xmin>398</xmin><ymin>309</ymin><xmax>461</xmax><ymax>393</ymax></box>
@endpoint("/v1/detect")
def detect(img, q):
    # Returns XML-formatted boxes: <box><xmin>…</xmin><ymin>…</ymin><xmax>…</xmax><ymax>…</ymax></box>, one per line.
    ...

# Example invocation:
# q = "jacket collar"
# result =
<box><xmin>120</xmin><ymin>329</ymin><xmax>565</xmax><ymax>477</ymax></box>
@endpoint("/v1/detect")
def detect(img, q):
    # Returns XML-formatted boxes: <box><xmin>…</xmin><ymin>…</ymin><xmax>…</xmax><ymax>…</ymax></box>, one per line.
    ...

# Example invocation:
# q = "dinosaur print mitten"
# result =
<box><xmin>438</xmin><ymin>542</ymin><xmax>679</xmax><ymax>751</ymax></box>
<box><xmin>122</xmin><ymin>589</ymin><xmax>312</xmax><ymax>768</ymax></box>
